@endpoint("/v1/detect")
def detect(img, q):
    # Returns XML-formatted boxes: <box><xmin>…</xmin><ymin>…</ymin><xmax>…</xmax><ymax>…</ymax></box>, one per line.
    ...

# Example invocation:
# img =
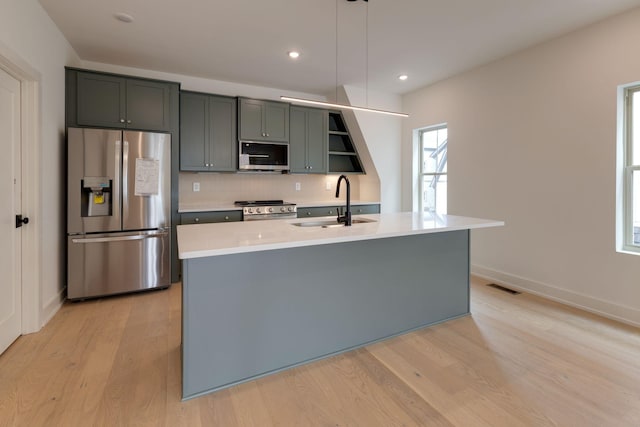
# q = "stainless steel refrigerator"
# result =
<box><xmin>67</xmin><ymin>127</ymin><xmax>171</xmax><ymax>300</ymax></box>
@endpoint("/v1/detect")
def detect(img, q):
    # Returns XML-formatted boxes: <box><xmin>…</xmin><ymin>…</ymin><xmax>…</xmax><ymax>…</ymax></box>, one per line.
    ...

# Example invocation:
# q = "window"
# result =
<box><xmin>619</xmin><ymin>84</ymin><xmax>640</xmax><ymax>252</ymax></box>
<box><xmin>419</xmin><ymin>125</ymin><xmax>448</xmax><ymax>214</ymax></box>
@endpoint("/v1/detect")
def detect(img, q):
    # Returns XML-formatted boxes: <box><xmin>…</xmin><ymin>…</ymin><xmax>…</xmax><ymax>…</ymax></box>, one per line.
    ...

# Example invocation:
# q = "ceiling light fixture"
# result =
<box><xmin>288</xmin><ymin>51</ymin><xmax>300</xmax><ymax>59</ymax></box>
<box><xmin>398</xmin><ymin>74</ymin><xmax>408</xmax><ymax>81</ymax></box>
<box><xmin>114</xmin><ymin>13</ymin><xmax>135</xmax><ymax>23</ymax></box>
<box><xmin>281</xmin><ymin>0</ymin><xmax>408</xmax><ymax>118</ymax></box>
<box><xmin>280</xmin><ymin>96</ymin><xmax>408</xmax><ymax>117</ymax></box>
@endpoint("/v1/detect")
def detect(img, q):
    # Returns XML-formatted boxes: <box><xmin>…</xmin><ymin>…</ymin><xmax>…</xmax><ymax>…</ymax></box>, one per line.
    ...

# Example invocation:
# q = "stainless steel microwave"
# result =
<box><xmin>238</xmin><ymin>141</ymin><xmax>289</xmax><ymax>171</ymax></box>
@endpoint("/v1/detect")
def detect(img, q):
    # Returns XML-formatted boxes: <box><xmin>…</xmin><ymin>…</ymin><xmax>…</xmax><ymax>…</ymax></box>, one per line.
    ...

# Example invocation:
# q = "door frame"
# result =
<box><xmin>0</xmin><ymin>41</ymin><xmax>42</xmax><ymax>334</ymax></box>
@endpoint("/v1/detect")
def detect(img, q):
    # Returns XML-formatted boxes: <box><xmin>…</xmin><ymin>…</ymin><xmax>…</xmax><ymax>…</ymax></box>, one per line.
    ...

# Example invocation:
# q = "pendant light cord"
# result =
<box><xmin>335</xmin><ymin>0</ymin><xmax>339</xmax><ymax>104</ymax></box>
<box><xmin>366</xmin><ymin>0</ymin><xmax>369</xmax><ymax>108</ymax></box>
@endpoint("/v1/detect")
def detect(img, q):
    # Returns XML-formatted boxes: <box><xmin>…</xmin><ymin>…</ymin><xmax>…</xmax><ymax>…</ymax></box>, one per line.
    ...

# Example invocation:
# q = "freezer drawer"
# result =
<box><xmin>67</xmin><ymin>230</ymin><xmax>170</xmax><ymax>300</ymax></box>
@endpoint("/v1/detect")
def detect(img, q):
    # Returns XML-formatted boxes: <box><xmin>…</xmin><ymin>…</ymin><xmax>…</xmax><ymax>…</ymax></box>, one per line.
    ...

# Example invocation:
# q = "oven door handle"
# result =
<box><xmin>246</xmin><ymin>154</ymin><xmax>269</xmax><ymax>158</ymax></box>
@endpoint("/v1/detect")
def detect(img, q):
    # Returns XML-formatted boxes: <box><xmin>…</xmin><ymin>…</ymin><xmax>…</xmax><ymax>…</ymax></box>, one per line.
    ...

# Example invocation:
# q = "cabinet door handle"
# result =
<box><xmin>309</xmin><ymin>166</ymin><xmax>313</xmax><ymax>170</ymax></box>
<box><xmin>194</xmin><ymin>218</ymin><xmax>200</xmax><ymax>222</ymax></box>
<box><xmin>127</xmin><ymin>120</ymin><xmax>132</xmax><ymax>124</ymax></box>
<box><xmin>224</xmin><ymin>216</ymin><xmax>230</xmax><ymax>221</ymax></box>
<box><xmin>120</xmin><ymin>119</ymin><xmax>125</xmax><ymax>123</ymax></box>
<box><xmin>307</xmin><ymin>212</ymin><xmax>312</xmax><ymax>216</ymax></box>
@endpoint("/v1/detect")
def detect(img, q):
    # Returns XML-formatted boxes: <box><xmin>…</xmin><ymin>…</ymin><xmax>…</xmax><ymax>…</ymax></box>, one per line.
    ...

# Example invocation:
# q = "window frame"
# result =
<box><xmin>418</xmin><ymin>124</ymin><xmax>448</xmax><ymax>214</ymax></box>
<box><xmin>619</xmin><ymin>83</ymin><xmax>640</xmax><ymax>253</ymax></box>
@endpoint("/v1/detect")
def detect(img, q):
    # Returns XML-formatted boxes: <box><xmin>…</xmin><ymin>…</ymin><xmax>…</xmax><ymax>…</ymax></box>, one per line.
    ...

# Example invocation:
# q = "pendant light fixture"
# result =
<box><xmin>281</xmin><ymin>0</ymin><xmax>408</xmax><ymax>118</ymax></box>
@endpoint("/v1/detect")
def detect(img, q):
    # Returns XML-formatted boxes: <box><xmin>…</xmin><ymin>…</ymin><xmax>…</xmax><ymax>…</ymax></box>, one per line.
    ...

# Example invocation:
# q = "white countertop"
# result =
<box><xmin>178</xmin><ymin>200</ymin><xmax>380</xmax><ymax>213</ymax></box>
<box><xmin>177</xmin><ymin>212</ymin><xmax>504</xmax><ymax>259</ymax></box>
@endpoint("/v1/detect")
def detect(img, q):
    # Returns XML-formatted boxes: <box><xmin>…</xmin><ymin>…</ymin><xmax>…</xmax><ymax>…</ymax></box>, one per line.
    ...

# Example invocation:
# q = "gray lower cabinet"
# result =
<box><xmin>289</xmin><ymin>106</ymin><xmax>328</xmax><ymax>173</ymax></box>
<box><xmin>181</xmin><ymin>230</ymin><xmax>470</xmax><ymax>398</ymax></box>
<box><xmin>180</xmin><ymin>210</ymin><xmax>242</xmax><ymax>225</ymax></box>
<box><xmin>297</xmin><ymin>203</ymin><xmax>380</xmax><ymax>218</ymax></box>
<box><xmin>72</xmin><ymin>70</ymin><xmax>172</xmax><ymax>131</ymax></box>
<box><xmin>238</xmin><ymin>98</ymin><xmax>289</xmax><ymax>142</ymax></box>
<box><xmin>180</xmin><ymin>92</ymin><xmax>237</xmax><ymax>172</ymax></box>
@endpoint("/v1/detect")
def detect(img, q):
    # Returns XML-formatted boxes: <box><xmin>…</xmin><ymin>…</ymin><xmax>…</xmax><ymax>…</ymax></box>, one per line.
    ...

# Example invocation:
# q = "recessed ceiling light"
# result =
<box><xmin>288</xmin><ymin>51</ymin><xmax>300</xmax><ymax>59</ymax></box>
<box><xmin>398</xmin><ymin>74</ymin><xmax>408</xmax><ymax>81</ymax></box>
<box><xmin>114</xmin><ymin>13</ymin><xmax>135</xmax><ymax>23</ymax></box>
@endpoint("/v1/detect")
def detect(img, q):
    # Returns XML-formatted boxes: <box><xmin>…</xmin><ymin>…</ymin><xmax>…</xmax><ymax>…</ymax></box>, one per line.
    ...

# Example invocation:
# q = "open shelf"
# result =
<box><xmin>327</xmin><ymin>111</ymin><xmax>364</xmax><ymax>173</ymax></box>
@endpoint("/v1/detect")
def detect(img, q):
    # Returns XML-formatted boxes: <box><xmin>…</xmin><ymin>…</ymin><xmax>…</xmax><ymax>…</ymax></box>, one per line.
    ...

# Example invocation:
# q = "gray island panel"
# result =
<box><xmin>182</xmin><ymin>229</ymin><xmax>470</xmax><ymax>399</ymax></box>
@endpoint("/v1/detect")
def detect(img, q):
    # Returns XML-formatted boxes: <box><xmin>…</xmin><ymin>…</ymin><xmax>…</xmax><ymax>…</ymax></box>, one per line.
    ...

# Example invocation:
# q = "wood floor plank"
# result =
<box><xmin>0</xmin><ymin>278</ymin><xmax>639</xmax><ymax>426</ymax></box>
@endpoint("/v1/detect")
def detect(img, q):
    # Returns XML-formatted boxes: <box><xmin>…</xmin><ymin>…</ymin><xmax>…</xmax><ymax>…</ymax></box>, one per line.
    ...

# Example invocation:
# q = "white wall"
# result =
<box><xmin>402</xmin><ymin>7</ymin><xmax>640</xmax><ymax>326</ymax></box>
<box><xmin>342</xmin><ymin>85</ymin><xmax>403</xmax><ymax>212</ymax></box>
<box><xmin>82</xmin><ymin>60</ymin><xmax>324</xmax><ymax>103</ymax></box>
<box><xmin>0</xmin><ymin>0</ymin><xmax>80</xmax><ymax>327</ymax></box>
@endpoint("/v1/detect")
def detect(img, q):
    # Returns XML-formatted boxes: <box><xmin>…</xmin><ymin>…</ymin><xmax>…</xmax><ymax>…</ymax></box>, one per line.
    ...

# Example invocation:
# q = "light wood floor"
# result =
<box><xmin>1</xmin><ymin>277</ymin><xmax>639</xmax><ymax>427</ymax></box>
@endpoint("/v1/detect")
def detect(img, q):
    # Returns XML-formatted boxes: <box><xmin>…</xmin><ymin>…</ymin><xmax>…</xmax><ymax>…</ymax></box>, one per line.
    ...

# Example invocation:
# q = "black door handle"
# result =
<box><xmin>15</xmin><ymin>214</ymin><xmax>29</xmax><ymax>228</ymax></box>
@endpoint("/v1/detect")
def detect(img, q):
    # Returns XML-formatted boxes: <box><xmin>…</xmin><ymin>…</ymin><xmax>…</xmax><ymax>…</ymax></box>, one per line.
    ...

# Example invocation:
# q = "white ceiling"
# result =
<box><xmin>39</xmin><ymin>0</ymin><xmax>640</xmax><ymax>96</ymax></box>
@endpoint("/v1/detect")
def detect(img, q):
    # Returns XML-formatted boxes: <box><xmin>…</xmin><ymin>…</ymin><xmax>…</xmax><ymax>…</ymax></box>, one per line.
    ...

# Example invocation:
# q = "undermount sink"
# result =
<box><xmin>291</xmin><ymin>218</ymin><xmax>377</xmax><ymax>228</ymax></box>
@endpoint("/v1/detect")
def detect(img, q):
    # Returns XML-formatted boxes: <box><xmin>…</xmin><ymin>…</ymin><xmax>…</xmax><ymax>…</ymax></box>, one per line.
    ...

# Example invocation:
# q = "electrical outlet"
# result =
<box><xmin>295</xmin><ymin>182</ymin><xmax>301</xmax><ymax>191</ymax></box>
<box><xmin>325</xmin><ymin>180</ymin><xmax>332</xmax><ymax>191</ymax></box>
<box><xmin>193</xmin><ymin>182</ymin><xmax>200</xmax><ymax>192</ymax></box>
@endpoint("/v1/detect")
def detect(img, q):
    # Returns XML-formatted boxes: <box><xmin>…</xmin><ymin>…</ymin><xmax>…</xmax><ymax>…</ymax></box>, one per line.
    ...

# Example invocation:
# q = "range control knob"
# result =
<box><xmin>247</xmin><ymin>208</ymin><xmax>253</xmax><ymax>214</ymax></box>
<box><xmin>268</xmin><ymin>207</ymin><xmax>273</xmax><ymax>213</ymax></box>
<box><xmin>288</xmin><ymin>207</ymin><xmax>294</xmax><ymax>212</ymax></box>
<box><xmin>256</xmin><ymin>208</ymin><xmax>262</xmax><ymax>213</ymax></box>
<box><xmin>280</xmin><ymin>207</ymin><xmax>286</xmax><ymax>212</ymax></box>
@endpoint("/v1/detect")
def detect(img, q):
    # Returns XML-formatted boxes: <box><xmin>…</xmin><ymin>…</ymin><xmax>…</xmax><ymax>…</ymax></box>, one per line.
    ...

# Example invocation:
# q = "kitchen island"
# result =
<box><xmin>177</xmin><ymin>212</ymin><xmax>503</xmax><ymax>400</ymax></box>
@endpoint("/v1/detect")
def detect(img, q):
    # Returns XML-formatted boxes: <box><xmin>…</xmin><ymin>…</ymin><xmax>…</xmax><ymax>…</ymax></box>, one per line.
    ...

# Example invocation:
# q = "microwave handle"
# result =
<box><xmin>247</xmin><ymin>154</ymin><xmax>269</xmax><ymax>158</ymax></box>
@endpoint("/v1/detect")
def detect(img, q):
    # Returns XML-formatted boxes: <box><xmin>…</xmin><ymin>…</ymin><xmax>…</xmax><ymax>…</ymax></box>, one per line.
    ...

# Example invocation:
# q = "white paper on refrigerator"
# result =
<box><xmin>134</xmin><ymin>158</ymin><xmax>160</xmax><ymax>196</ymax></box>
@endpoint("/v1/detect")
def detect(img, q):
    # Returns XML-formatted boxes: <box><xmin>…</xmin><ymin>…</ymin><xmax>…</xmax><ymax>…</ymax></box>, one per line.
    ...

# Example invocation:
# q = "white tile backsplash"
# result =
<box><xmin>179</xmin><ymin>172</ymin><xmax>369</xmax><ymax>206</ymax></box>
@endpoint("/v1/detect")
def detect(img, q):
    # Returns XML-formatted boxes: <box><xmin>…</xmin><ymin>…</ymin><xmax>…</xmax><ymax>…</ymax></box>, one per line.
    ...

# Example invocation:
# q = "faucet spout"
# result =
<box><xmin>335</xmin><ymin>175</ymin><xmax>352</xmax><ymax>226</ymax></box>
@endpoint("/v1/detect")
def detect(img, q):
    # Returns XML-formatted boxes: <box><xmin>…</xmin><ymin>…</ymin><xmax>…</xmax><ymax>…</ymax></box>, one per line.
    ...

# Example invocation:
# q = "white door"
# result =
<box><xmin>0</xmin><ymin>67</ymin><xmax>22</xmax><ymax>354</ymax></box>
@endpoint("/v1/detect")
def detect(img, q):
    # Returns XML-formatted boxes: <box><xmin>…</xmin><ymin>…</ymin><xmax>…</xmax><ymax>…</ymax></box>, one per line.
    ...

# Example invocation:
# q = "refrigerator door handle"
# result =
<box><xmin>71</xmin><ymin>231</ymin><xmax>168</xmax><ymax>244</ymax></box>
<box><xmin>122</xmin><ymin>138</ymin><xmax>129</xmax><ymax>223</ymax></box>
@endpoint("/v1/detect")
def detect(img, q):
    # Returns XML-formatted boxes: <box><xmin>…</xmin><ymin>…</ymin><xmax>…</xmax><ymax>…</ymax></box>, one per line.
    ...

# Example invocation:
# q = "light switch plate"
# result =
<box><xmin>193</xmin><ymin>182</ymin><xmax>200</xmax><ymax>192</ymax></box>
<box><xmin>295</xmin><ymin>182</ymin><xmax>301</xmax><ymax>191</ymax></box>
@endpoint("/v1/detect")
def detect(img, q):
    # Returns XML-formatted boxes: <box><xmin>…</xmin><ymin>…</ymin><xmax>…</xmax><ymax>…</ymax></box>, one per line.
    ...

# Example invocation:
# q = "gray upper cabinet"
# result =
<box><xmin>72</xmin><ymin>70</ymin><xmax>172</xmax><ymax>131</ymax></box>
<box><xmin>290</xmin><ymin>106</ymin><xmax>327</xmax><ymax>174</ymax></box>
<box><xmin>76</xmin><ymin>72</ymin><xmax>126</xmax><ymax>128</ymax></box>
<box><xmin>180</xmin><ymin>91</ymin><xmax>237</xmax><ymax>172</ymax></box>
<box><xmin>239</xmin><ymin>98</ymin><xmax>289</xmax><ymax>142</ymax></box>
<box><xmin>125</xmin><ymin>79</ymin><xmax>171</xmax><ymax>131</ymax></box>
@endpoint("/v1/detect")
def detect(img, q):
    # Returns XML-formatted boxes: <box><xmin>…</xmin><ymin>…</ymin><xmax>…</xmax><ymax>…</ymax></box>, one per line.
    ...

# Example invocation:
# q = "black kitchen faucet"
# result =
<box><xmin>335</xmin><ymin>174</ymin><xmax>352</xmax><ymax>226</ymax></box>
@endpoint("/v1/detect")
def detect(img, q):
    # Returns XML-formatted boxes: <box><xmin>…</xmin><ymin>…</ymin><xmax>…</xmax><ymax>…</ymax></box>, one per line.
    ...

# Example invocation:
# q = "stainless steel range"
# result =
<box><xmin>235</xmin><ymin>200</ymin><xmax>297</xmax><ymax>221</ymax></box>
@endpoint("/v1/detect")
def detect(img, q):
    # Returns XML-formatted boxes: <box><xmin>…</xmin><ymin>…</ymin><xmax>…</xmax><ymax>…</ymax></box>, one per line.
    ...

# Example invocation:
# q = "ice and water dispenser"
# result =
<box><xmin>80</xmin><ymin>177</ymin><xmax>112</xmax><ymax>217</ymax></box>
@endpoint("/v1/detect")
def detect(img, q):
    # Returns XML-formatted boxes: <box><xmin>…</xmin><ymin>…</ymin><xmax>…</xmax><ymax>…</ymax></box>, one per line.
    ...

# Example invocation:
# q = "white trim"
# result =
<box><xmin>411</xmin><ymin>128</ymin><xmax>420</xmax><ymax>212</ymax></box>
<box><xmin>41</xmin><ymin>289</ymin><xmax>65</xmax><ymax>326</ymax></box>
<box><xmin>471</xmin><ymin>264</ymin><xmax>640</xmax><ymax>328</ymax></box>
<box><xmin>0</xmin><ymin>41</ymin><xmax>43</xmax><ymax>334</ymax></box>
<box><xmin>617</xmin><ymin>82</ymin><xmax>640</xmax><ymax>254</ymax></box>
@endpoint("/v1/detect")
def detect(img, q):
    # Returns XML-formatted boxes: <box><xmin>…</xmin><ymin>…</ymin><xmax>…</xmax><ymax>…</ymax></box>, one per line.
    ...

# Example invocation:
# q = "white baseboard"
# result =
<box><xmin>40</xmin><ymin>288</ymin><xmax>66</xmax><ymax>329</ymax></box>
<box><xmin>471</xmin><ymin>264</ymin><xmax>640</xmax><ymax>328</ymax></box>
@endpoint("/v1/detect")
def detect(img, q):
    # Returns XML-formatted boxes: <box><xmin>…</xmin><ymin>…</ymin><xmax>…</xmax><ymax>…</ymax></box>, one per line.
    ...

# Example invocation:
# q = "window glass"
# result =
<box><xmin>418</xmin><ymin>125</ymin><xmax>448</xmax><ymax>214</ymax></box>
